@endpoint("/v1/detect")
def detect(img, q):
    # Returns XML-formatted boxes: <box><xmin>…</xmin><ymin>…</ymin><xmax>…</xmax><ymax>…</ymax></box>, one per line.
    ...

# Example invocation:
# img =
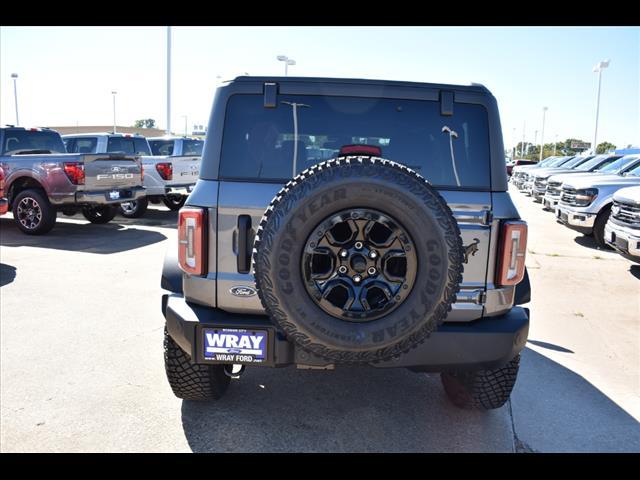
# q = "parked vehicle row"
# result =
<box><xmin>510</xmin><ymin>153</ymin><xmax>640</xmax><ymax>262</ymax></box>
<box><xmin>0</xmin><ymin>126</ymin><xmax>203</xmax><ymax>235</ymax></box>
<box><xmin>0</xmin><ymin>126</ymin><xmax>145</xmax><ymax>234</ymax></box>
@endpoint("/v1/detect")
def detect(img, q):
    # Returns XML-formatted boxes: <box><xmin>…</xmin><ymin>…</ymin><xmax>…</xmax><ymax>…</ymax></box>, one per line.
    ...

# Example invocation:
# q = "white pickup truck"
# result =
<box><xmin>62</xmin><ymin>133</ymin><xmax>200</xmax><ymax>218</ymax></box>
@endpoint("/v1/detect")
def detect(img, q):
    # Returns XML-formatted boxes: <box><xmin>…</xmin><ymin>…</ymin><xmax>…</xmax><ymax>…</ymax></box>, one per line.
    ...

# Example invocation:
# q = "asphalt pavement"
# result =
<box><xmin>1</xmin><ymin>191</ymin><xmax>638</xmax><ymax>452</ymax></box>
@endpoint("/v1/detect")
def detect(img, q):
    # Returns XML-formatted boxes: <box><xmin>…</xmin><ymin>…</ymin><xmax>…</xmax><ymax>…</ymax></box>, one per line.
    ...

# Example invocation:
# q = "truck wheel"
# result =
<box><xmin>440</xmin><ymin>354</ymin><xmax>521</xmax><ymax>410</ymax></box>
<box><xmin>164</xmin><ymin>327</ymin><xmax>230</xmax><ymax>401</ymax></box>
<box><xmin>81</xmin><ymin>205</ymin><xmax>117</xmax><ymax>224</ymax></box>
<box><xmin>12</xmin><ymin>189</ymin><xmax>57</xmax><ymax>235</ymax></box>
<box><xmin>253</xmin><ymin>156</ymin><xmax>464</xmax><ymax>364</ymax></box>
<box><xmin>593</xmin><ymin>205</ymin><xmax>612</xmax><ymax>249</ymax></box>
<box><xmin>162</xmin><ymin>194</ymin><xmax>187</xmax><ymax>211</ymax></box>
<box><xmin>119</xmin><ymin>197</ymin><xmax>149</xmax><ymax>218</ymax></box>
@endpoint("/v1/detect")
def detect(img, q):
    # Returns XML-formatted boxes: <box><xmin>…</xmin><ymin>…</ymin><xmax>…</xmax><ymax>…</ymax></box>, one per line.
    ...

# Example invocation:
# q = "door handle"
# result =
<box><xmin>237</xmin><ymin>215</ymin><xmax>252</xmax><ymax>273</ymax></box>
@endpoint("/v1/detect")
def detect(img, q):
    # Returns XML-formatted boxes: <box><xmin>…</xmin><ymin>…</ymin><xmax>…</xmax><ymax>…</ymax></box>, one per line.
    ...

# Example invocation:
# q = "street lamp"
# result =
<box><xmin>11</xmin><ymin>73</ymin><xmax>19</xmax><ymax>126</ymax></box>
<box><xmin>592</xmin><ymin>59</ymin><xmax>610</xmax><ymax>154</ymax></box>
<box><xmin>539</xmin><ymin>106</ymin><xmax>548</xmax><ymax>161</ymax></box>
<box><xmin>277</xmin><ymin>55</ymin><xmax>296</xmax><ymax>76</ymax></box>
<box><xmin>111</xmin><ymin>91</ymin><xmax>117</xmax><ymax>133</ymax></box>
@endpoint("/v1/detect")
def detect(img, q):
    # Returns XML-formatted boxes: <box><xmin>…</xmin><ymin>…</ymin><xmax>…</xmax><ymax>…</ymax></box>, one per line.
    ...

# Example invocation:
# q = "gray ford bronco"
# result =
<box><xmin>160</xmin><ymin>76</ymin><xmax>531</xmax><ymax>410</ymax></box>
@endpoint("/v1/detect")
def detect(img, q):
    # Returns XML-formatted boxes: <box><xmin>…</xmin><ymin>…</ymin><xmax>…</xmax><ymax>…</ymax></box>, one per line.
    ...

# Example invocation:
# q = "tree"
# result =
<box><xmin>596</xmin><ymin>141</ymin><xmax>616</xmax><ymax>154</ymax></box>
<box><xmin>134</xmin><ymin>119</ymin><xmax>156</xmax><ymax>128</ymax></box>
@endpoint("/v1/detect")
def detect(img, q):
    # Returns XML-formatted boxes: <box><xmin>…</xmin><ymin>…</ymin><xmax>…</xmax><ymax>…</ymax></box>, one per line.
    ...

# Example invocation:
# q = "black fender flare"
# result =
<box><xmin>161</xmin><ymin>248</ymin><xmax>183</xmax><ymax>294</ymax></box>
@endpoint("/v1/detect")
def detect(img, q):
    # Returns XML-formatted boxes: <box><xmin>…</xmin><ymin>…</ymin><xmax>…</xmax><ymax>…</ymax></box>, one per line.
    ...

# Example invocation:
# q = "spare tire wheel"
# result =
<box><xmin>253</xmin><ymin>157</ymin><xmax>464</xmax><ymax>364</ymax></box>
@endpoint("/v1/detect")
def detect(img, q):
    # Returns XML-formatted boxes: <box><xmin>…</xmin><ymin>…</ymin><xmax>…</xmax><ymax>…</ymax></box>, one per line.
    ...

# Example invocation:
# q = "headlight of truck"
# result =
<box><xmin>574</xmin><ymin>188</ymin><xmax>598</xmax><ymax>206</ymax></box>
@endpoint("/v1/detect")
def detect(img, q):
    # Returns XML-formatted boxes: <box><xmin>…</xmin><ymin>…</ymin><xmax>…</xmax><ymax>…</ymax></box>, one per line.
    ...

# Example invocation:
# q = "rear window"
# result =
<box><xmin>219</xmin><ymin>94</ymin><xmax>491</xmax><ymax>188</ymax></box>
<box><xmin>2</xmin><ymin>130</ymin><xmax>66</xmax><ymax>155</ymax></box>
<box><xmin>149</xmin><ymin>140</ymin><xmax>174</xmax><ymax>156</ymax></box>
<box><xmin>182</xmin><ymin>139</ymin><xmax>203</xmax><ymax>156</ymax></box>
<box><xmin>107</xmin><ymin>136</ymin><xmax>150</xmax><ymax>155</ymax></box>
<box><xmin>66</xmin><ymin>137</ymin><xmax>98</xmax><ymax>153</ymax></box>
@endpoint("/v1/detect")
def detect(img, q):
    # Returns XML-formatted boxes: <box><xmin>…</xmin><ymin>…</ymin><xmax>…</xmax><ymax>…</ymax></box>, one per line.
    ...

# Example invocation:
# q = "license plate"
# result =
<box><xmin>203</xmin><ymin>328</ymin><xmax>268</xmax><ymax>364</ymax></box>
<box><xmin>108</xmin><ymin>190</ymin><xmax>120</xmax><ymax>200</ymax></box>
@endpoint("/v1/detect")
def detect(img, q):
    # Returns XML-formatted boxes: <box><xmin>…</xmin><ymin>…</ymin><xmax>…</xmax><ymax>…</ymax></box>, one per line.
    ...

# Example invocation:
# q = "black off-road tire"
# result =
<box><xmin>12</xmin><ymin>189</ymin><xmax>57</xmax><ymax>235</ymax></box>
<box><xmin>162</xmin><ymin>195</ymin><xmax>187</xmax><ymax>211</ymax></box>
<box><xmin>163</xmin><ymin>328</ymin><xmax>230</xmax><ymax>401</ymax></box>
<box><xmin>253</xmin><ymin>156</ymin><xmax>464</xmax><ymax>364</ymax></box>
<box><xmin>440</xmin><ymin>354</ymin><xmax>521</xmax><ymax>410</ymax></box>
<box><xmin>119</xmin><ymin>197</ymin><xmax>149</xmax><ymax>218</ymax></box>
<box><xmin>81</xmin><ymin>205</ymin><xmax>118</xmax><ymax>224</ymax></box>
<box><xmin>593</xmin><ymin>205</ymin><xmax>612</xmax><ymax>249</ymax></box>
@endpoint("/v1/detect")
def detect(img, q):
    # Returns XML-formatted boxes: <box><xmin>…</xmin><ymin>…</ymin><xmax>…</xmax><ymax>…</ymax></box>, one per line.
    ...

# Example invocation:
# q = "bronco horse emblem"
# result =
<box><xmin>463</xmin><ymin>238</ymin><xmax>480</xmax><ymax>263</ymax></box>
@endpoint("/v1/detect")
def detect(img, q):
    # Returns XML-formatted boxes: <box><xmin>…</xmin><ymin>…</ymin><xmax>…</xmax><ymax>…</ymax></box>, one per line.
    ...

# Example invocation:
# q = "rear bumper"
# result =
<box><xmin>76</xmin><ymin>186</ymin><xmax>146</xmax><ymax>204</ymax></box>
<box><xmin>162</xmin><ymin>294</ymin><xmax>530</xmax><ymax>372</ymax></box>
<box><xmin>0</xmin><ymin>198</ymin><xmax>8</xmax><ymax>215</ymax></box>
<box><xmin>165</xmin><ymin>184</ymin><xmax>195</xmax><ymax>196</ymax></box>
<box><xmin>605</xmin><ymin>221</ymin><xmax>640</xmax><ymax>262</ymax></box>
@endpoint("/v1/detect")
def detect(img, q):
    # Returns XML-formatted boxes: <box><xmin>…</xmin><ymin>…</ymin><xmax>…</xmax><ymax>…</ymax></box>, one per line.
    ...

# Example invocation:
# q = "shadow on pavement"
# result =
<box><xmin>180</xmin><ymin>365</ymin><xmax>514</xmax><ymax>453</ymax></box>
<box><xmin>629</xmin><ymin>265</ymin><xmax>640</xmax><ymax>280</ymax></box>
<box><xmin>0</xmin><ymin>263</ymin><xmax>17</xmax><ymax>287</ymax></box>
<box><xmin>526</xmin><ymin>339</ymin><xmax>574</xmax><ymax>354</ymax></box>
<box><xmin>181</xmin><ymin>348</ymin><xmax>640</xmax><ymax>452</ymax></box>
<box><xmin>573</xmin><ymin>235</ymin><xmax>613</xmax><ymax>252</ymax></box>
<box><xmin>0</xmin><ymin>218</ymin><xmax>167</xmax><ymax>254</ymax></box>
<box><xmin>113</xmin><ymin>208</ymin><xmax>178</xmax><ymax>229</ymax></box>
<box><xmin>511</xmin><ymin>348</ymin><xmax>640</xmax><ymax>452</ymax></box>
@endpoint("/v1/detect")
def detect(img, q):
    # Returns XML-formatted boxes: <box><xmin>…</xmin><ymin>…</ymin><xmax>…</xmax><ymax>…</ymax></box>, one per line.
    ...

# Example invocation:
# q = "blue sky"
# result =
<box><xmin>1</xmin><ymin>26</ymin><xmax>638</xmax><ymax>150</ymax></box>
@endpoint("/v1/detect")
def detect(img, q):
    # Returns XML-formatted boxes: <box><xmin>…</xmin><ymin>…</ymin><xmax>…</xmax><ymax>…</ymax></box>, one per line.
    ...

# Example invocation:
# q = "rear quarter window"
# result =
<box><xmin>219</xmin><ymin>94</ymin><xmax>491</xmax><ymax>189</ymax></box>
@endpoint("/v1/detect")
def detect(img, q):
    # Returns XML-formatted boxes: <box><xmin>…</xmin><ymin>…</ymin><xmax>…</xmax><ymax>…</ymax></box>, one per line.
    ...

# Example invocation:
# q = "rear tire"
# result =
<box><xmin>81</xmin><ymin>205</ymin><xmax>117</xmax><ymax>224</ymax></box>
<box><xmin>440</xmin><ymin>354</ymin><xmax>520</xmax><ymax>410</ymax></box>
<box><xmin>593</xmin><ymin>205</ymin><xmax>612</xmax><ymax>249</ymax></box>
<box><xmin>162</xmin><ymin>194</ymin><xmax>187</xmax><ymax>211</ymax></box>
<box><xmin>12</xmin><ymin>189</ymin><xmax>57</xmax><ymax>235</ymax></box>
<box><xmin>119</xmin><ymin>197</ymin><xmax>148</xmax><ymax>218</ymax></box>
<box><xmin>164</xmin><ymin>328</ymin><xmax>230</xmax><ymax>401</ymax></box>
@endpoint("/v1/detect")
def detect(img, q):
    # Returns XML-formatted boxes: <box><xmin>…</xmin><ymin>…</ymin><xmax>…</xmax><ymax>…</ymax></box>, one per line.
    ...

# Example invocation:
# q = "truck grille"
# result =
<box><xmin>560</xmin><ymin>186</ymin><xmax>578</xmax><ymax>205</ymax></box>
<box><xmin>546</xmin><ymin>181</ymin><xmax>563</xmax><ymax>197</ymax></box>
<box><xmin>612</xmin><ymin>200</ymin><xmax>640</xmax><ymax>226</ymax></box>
<box><xmin>534</xmin><ymin>177</ymin><xmax>547</xmax><ymax>189</ymax></box>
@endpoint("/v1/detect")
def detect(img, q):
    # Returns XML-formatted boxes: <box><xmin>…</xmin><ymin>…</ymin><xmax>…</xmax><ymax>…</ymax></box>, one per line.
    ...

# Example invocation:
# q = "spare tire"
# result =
<box><xmin>253</xmin><ymin>156</ymin><xmax>464</xmax><ymax>364</ymax></box>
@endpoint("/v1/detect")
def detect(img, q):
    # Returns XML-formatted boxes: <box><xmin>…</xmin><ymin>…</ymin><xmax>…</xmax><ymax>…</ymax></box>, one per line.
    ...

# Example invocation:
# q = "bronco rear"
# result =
<box><xmin>160</xmin><ymin>77</ymin><xmax>531</xmax><ymax>410</ymax></box>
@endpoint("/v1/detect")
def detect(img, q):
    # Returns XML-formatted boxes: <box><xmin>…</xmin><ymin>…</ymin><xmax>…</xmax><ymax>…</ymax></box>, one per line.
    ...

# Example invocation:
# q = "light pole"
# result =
<box><xmin>166</xmin><ymin>26</ymin><xmax>172</xmax><ymax>135</ymax></box>
<box><xmin>512</xmin><ymin>127</ymin><xmax>516</xmax><ymax>160</ymax></box>
<box><xmin>11</xmin><ymin>73</ymin><xmax>20</xmax><ymax>126</ymax></box>
<box><xmin>534</xmin><ymin>130</ymin><xmax>538</xmax><ymax>151</ymax></box>
<box><xmin>592</xmin><ymin>59</ymin><xmax>610</xmax><ymax>155</ymax></box>
<box><xmin>111</xmin><ymin>91</ymin><xmax>117</xmax><ymax>133</ymax></box>
<box><xmin>554</xmin><ymin>134</ymin><xmax>558</xmax><ymax>155</ymax></box>
<box><xmin>181</xmin><ymin>115</ymin><xmax>187</xmax><ymax>137</ymax></box>
<box><xmin>521</xmin><ymin>121</ymin><xmax>526</xmax><ymax>157</ymax></box>
<box><xmin>277</xmin><ymin>55</ymin><xmax>296</xmax><ymax>76</ymax></box>
<box><xmin>539</xmin><ymin>106</ymin><xmax>548</xmax><ymax>161</ymax></box>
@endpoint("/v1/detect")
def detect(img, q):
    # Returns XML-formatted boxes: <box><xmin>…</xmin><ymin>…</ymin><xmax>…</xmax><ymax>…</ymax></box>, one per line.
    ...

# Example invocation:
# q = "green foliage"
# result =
<box><xmin>133</xmin><ymin>118</ymin><xmax>156</xmax><ymax>128</ymax></box>
<box><xmin>596</xmin><ymin>141</ymin><xmax>616</xmax><ymax>154</ymax></box>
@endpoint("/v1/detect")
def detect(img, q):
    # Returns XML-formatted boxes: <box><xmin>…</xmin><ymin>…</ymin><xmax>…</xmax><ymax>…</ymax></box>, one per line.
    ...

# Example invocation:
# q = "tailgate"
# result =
<box><xmin>167</xmin><ymin>156</ymin><xmax>200</xmax><ymax>185</ymax></box>
<box><xmin>81</xmin><ymin>154</ymin><xmax>143</xmax><ymax>190</ymax></box>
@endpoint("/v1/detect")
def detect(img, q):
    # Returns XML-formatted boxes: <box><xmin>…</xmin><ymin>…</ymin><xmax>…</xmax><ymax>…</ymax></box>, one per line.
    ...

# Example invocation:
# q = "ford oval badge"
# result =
<box><xmin>230</xmin><ymin>285</ymin><xmax>257</xmax><ymax>297</ymax></box>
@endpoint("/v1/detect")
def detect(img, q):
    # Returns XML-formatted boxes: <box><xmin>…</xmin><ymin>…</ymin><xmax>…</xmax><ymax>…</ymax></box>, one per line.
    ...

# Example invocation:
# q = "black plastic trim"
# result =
<box><xmin>514</xmin><ymin>267</ymin><xmax>531</xmax><ymax>305</ymax></box>
<box><xmin>161</xmin><ymin>248</ymin><xmax>183</xmax><ymax>294</ymax></box>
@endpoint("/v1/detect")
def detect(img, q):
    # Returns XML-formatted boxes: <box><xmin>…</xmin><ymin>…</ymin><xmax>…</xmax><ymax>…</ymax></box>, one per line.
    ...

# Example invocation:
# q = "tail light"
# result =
<box><xmin>63</xmin><ymin>162</ymin><xmax>85</xmax><ymax>185</ymax></box>
<box><xmin>140</xmin><ymin>161</ymin><xmax>144</xmax><ymax>182</ymax></box>
<box><xmin>178</xmin><ymin>207</ymin><xmax>206</xmax><ymax>275</ymax></box>
<box><xmin>0</xmin><ymin>167</ymin><xmax>5</xmax><ymax>195</ymax></box>
<box><xmin>156</xmin><ymin>162</ymin><xmax>173</xmax><ymax>180</ymax></box>
<box><xmin>496</xmin><ymin>221</ymin><xmax>528</xmax><ymax>287</ymax></box>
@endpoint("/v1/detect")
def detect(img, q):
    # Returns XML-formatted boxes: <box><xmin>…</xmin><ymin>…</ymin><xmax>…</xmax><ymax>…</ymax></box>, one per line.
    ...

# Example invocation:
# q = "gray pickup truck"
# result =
<box><xmin>160</xmin><ymin>76</ymin><xmax>531</xmax><ymax>410</ymax></box>
<box><xmin>63</xmin><ymin>132</ymin><xmax>200</xmax><ymax>218</ymax></box>
<box><xmin>0</xmin><ymin>126</ymin><xmax>145</xmax><ymax>234</ymax></box>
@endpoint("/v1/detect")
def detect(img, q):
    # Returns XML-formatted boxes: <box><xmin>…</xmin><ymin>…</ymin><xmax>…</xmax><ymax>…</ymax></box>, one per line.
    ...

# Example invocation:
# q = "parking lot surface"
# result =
<box><xmin>1</xmin><ymin>191</ymin><xmax>638</xmax><ymax>452</ymax></box>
